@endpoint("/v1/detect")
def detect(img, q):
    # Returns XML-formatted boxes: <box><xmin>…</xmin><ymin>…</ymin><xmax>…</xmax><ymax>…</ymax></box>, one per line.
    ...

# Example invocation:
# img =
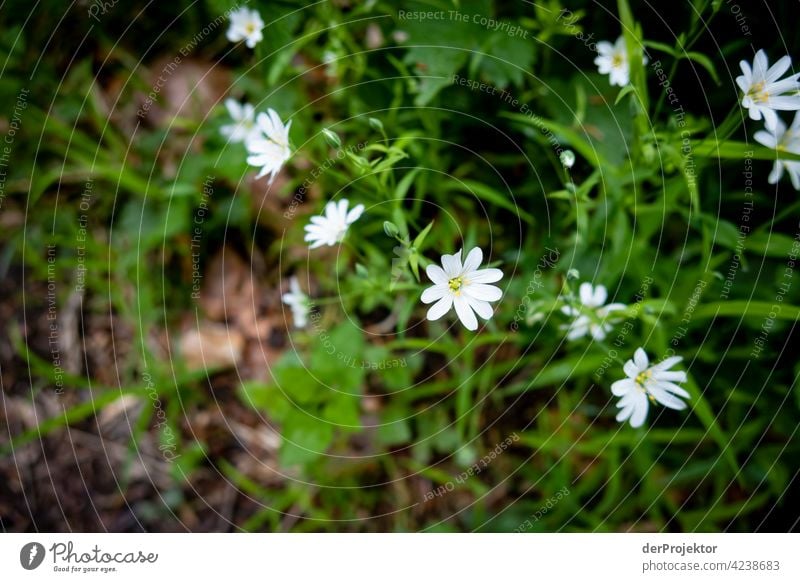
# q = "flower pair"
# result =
<box><xmin>280</xmin><ymin>199</ymin><xmax>364</xmax><ymax>329</ymax></box>
<box><xmin>221</xmin><ymin>100</ymin><xmax>293</xmax><ymax>185</ymax></box>
<box><xmin>302</xmin><ymin>220</ymin><xmax>505</xmax><ymax>331</ymax></box>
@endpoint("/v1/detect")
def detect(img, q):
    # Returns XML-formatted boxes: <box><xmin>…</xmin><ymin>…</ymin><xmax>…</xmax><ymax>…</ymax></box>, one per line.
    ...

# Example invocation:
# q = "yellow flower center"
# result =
<box><xmin>748</xmin><ymin>81</ymin><xmax>769</xmax><ymax>103</ymax></box>
<box><xmin>635</xmin><ymin>370</ymin><xmax>657</xmax><ymax>402</ymax></box>
<box><xmin>448</xmin><ymin>276</ymin><xmax>464</xmax><ymax>294</ymax></box>
<box><xmin>612</xmin><ymin>54</ymin><xmax>624</xmax><ymax>68</ymax></box>
<box><xmin>245</xmin><ymin>22</ymin><xmax>256</xmax><ymax>34</ymax></box>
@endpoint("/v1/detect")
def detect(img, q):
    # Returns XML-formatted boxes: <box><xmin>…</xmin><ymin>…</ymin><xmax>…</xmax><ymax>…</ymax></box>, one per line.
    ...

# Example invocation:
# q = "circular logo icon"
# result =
<box><xmin>20</xmin><ymin>542</ymin><xmax>46</xmax><ymax>570</ymax></box>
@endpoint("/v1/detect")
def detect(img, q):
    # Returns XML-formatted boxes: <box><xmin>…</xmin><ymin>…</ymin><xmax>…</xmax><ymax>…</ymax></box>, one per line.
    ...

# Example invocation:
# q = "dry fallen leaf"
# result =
<box><xmin>199</xmin><ymin>247</ymin><xmax>261</xmax><ymax>335</ymax></box>
<box><xmin>180</xmin><ymin>322</ymin><xmax>244</xmax><ymax>372</ymax></box>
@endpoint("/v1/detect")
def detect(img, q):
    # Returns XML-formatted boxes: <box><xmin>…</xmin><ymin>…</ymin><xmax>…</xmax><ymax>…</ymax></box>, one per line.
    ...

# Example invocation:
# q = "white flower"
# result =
<box><xmin>561</xmin><ymin>282</ymin><xmax>626</xmax><ymax>341</ymax></box>
<box><xmin>560</xmin><ymin>150</ymin><xmax>576</xmax><ymax>168</ymax></box>
<box><xmin>226</xmin><ymin>7</ymin><xmax>264</xmax><ymax>49</ymax></box>
<box><xmin>736</xmin><ymin>49</ymin><xmax>800</xmax><ymax>130</ymax></box>
<box><xmin>594</xmin><ymin>36</ymin><xmax>646</xmax><ymax>87</ymax></box>
<box><xmin>245</xmin><ymin>109</ymin><xmax>292</xmax><ymax>183</ymax></box>
<box><xmin>303</xmin><ymin>199</ymin><xmax>364</xmax><ymax>249</ymax></box>
<box><xmin>392</xmin><ymin>30</ymin><xmax>410</xmax><ymax>44</ymax></box>
<box><xmin>322</xmin><ymin>50</ymin><xmax>340</xmax><ymax>76</ymax></box>
<box><xmin>282</xmin><ymin>277</ymin><xmax>310</xmax><ymax>328</ymax></box>
<box><xmin>421</xmin><ymin>247</ymin><xmax>503</xmax><ymax>331</ymax></box>
<box><xmin>220</xmin><ymin>99</ymin><xmax>260</xmax><ymax>144</ymax></box>
<box><xmin>611</xmin><ymin>348</ymin><xmax>690</xmax><ymax>428</ymax></box>
<box><xmin>754</xmin><ymin>112</ymin><xmax>800</xmax><ymax>190</ymax></box>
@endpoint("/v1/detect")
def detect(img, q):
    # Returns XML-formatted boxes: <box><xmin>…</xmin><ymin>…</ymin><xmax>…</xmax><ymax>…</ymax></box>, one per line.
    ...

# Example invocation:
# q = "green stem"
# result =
<box><xmin>755</xmin><ymin>199</ymin><xmax>800</xmax><ymax>234</ymax></box>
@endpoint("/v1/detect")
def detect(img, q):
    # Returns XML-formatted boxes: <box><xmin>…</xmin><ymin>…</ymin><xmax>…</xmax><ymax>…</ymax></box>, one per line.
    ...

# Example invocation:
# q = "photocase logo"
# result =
<box><xmin>19</xmin><ymin>542</ymin><xmax>46</xmax><ymax>570</ymax></box>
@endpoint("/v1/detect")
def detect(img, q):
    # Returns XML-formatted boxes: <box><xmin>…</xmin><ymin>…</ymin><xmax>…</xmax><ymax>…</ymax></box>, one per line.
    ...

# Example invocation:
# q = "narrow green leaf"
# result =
<box><xmin>692</xmin><ymin>301</ymin><xmax>800</xmax><ymax>321</ymax></box>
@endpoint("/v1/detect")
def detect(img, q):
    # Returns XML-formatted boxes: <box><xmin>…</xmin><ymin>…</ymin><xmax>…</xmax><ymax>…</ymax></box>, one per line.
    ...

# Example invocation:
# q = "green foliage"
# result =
<box><xmin>1</xmin><ymin>0</ymin><xmax>798</xmax><ymax>533</ymax></box>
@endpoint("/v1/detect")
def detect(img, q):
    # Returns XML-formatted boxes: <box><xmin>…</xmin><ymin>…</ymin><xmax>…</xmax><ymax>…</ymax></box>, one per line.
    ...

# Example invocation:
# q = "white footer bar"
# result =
<box><xmin>1</xmin><ymin>533</ymin><xmax>797</xmax><ymax>580</ymax></box>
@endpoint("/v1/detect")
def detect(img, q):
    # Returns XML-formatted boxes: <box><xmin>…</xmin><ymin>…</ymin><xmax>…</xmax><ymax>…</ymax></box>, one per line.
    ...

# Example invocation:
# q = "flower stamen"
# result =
<box><xmin>635</xmin><ymin>369</ymin><xmax>652</xmax><ymax>389</ymax></box>
<box><xmin>448</xmin><ymin>276</ymin><xmax>464</xmax><ymax>294</ymax></box>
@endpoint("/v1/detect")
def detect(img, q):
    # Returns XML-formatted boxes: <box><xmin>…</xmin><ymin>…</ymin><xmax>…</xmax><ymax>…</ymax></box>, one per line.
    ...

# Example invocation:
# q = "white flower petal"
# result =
<box><xmin>633</xmin><ymin>348</ymin><xmax>649</xmax><ymax>370</ymax></box>
<box><xmin>767</xmin><ymin>55</ymin><xmax>793</xmax><ymax>83</ymax></box>
<box><xmin>649</xmin><ymin>385</ymin><xmax>688</xmax><ymax>410</ymax></box>
<box><xmin>225</xmin><ymin>98</ymin><xmax>242</xmax><ymax>119</ymax></box>
<box><xmin>469</xmin><ymin>268</ymin><xmax>503</xmax><ymax>284</ymax></box>
<box><xmin>595</xmin><ymin>41</ymin><xmax>614</xmax><ymax>56</ymax></box>
<box><xmin>593</xmin><ymin>284</ymin><xmax>608</xmax><ymax>306</ymax></box>
<box><xmin>611</xmin><ymin>378</ymin><xmax>635</xmax><ymax>396</ymax></box>
<box><xmin>466</xmin><ymin>297</ymin><xmax>494</xmax><ymax>320</ymax></box>
<box><xmin>590</xmin><ymin>324</ymin><xmax>609</xmax><ymax>340</ymax></box>
<box><xmin>769</xmin><ymin>161</ymin><xmax>784</xmax><ymax>184</ymax></box>
<box><xmin>426</xmin><ymin>295</ymin><xmax>453</xmax><ymax>321</ymax></box>
<box><xmin>336</xmin><ymin>198</ymin><xmax>349</xmax><ymax>220</ymax></box>
<box><xmin>462</xmin><ymin>247</ymin><xmax>483</xmax><ymax>273</ymax></box>
<box><xmin>579</xmin><ymin>282</ymin><xmax>594</xmax><ymax>305</ymax></box>
<box><xmin>628</xmin><ymin>392</ymin><xmax>649</xmax><ymax>427</ymax></box>
<box><xmin>753</xmin><ymin>49</ymin><xmax>768</xmax><ymax>78</ymax></box>
<box><xmin>426</xmin><ymin>264</ymin><xmax>448</xmax><ymax>285</ymax></box>
<box><xmin>421</xmin><ymin>285</ymin><xmax>447</xmax><ymax>304</ymax></box>
<box><xmin>623</xmin><ymin>359</ymin><xmax>639</xmax><ymax>378</ymax></box>
<box><xmin>656</xmin><ymin>381</ymin><xmax>691</xmax><ymax>399</ymax></box>
<box><xmin>346</xmin><ymin>204</ymin><xmax>365</xmax><ymax>224</ymax></box>
<box><xmin>653</xmin><ymin>355</ymin><xmax>683</xmax><ymax>371</ymax></box>
<box><xmin>616</xmin><ymin>404</ymin><xmax>634</xmax><ymax>424</ymax></box>
<box><xmin>441</xmin><ymin>250</ymin><xmax>463</xmax><ymax>278</ymax></box>
<box><xmin>654</xmin><ymin>370</ymin><xmax>687</xmax><ymax>383</ymax></box>
<box><xmin>453</xmin><ymin>295</ymin><xmax>478</xmax><ymax>330</ymax></box>
<box><xmin>463</xmin><ymin>283</ymin><xmax>501</xmax><ymax>302</ymax></box>
<box><xmin>566</xmin><ymin>328</ymin><xmax>587</xmax><ymax>341</ymax></box>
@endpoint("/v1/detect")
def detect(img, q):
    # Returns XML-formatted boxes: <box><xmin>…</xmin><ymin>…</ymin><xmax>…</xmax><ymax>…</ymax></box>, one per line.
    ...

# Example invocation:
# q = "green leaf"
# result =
<box><xmin>692</xmin><ymin>140</ymin><xmax>800</xmax><ymax>161</ymax></box>
<box><xmin>744</xmin><ymin>231</ymin><xmax>800</xmax><ymax>258</ymax></box>
<box><xmin>279</xmin><ymin>411</ymin><xmax>334</xmax><ymax>467</ymax></box>
<box><xmin>614</xmin><ymin>84</ymin><xmax>636</xmax><ymax>106</ymax></box>
<box><xmin>377</xmin><ymin>407</ymin><xmax>412</xmax><ymax>446</ymax></box>
<box><xmin>692</xmin><ymin>301</ymin><xmax>800</xmax><ymax>321</ymax></box>
<box><xmin>413</xmin><ymin>220</ymin><xmax>435</xmax><ymax>249</ymax></box>
<box><xmin>473</xmin><ymin>29</ymin><xmax>535</xmax><ymax>88</ymax></box>
<box><xmin>321</xmin><ymin>396</ymin><xmax>360</xmax><ymax>429</ymax></box>
<box><xmin>683</xmin><ymin>373</ymin><xmax>743</xmax><ymax>480</ymax></box>
<box><xmin>643</xmin><ymin>41</ymin><xmax>721</xmax><ymax>84</ymax></box>
<box><xmin>442</xmin><ymin>179</ymin><xmax>534</xmax><ymax>224</ymax></box>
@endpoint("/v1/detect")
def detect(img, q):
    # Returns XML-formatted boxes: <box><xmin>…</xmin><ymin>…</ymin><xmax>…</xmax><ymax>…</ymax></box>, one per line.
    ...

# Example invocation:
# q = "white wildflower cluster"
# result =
<box><xmin>237</xmin><ymin>17</ymin><xmax>708</xmax><ymax>430</ymax></box>
<box><xmin>738</xmin><ymin>50</ymin><xmax>800</xmax><ymax>190</ymax></box>
<box><xmin>220</xmin><ymin>98</ymin><xmax>293</xmax><ymax>185</ymax></box>
<box><xmin>222</xmin><ymin>9</ymin><xmax>293</xmax><ymax>185</ymax></box>
<box><xmin>594</xmin><ymin>38</ymin><xmax>800</xmax><ymax>190</ymax></box>
<box><xmin>558</xmin><ymin>282</ymin><xmax>690</xmax><ymax>428</ymax></box>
